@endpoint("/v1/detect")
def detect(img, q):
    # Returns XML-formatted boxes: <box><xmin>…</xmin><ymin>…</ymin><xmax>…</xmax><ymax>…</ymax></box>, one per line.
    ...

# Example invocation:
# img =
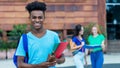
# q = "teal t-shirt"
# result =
<box><xmin>88</xmin><ymin>34</ymin><xmax>105</xmax><ymax>52</ymax></box>
<box><xmin>16</xmin><ymin>30</ymin><xmax>60</xmax><ymax>65</ymax></box>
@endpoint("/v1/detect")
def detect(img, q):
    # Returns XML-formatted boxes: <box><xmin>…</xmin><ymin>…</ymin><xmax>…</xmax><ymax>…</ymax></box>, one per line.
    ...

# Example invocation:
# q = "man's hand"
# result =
<box><xmin>17</xmin><ymin>56</ymin><xmax>56</xmax><ymax>68</ymax></box>
<box><xmin>56</xmin><ymin>54</ymin><xmax>65</xmax><ymax>64</ymax></box>
<box><xmin>47</xmin><ymin>54</ymin><xmax>57</xmax><ymax>65</ymax></box>
<box><xmin>47</xmin><ymin>54</ymin><xmax>56</xmax><ymax>62</ymax></box>
<box><xmin>33</xmin><ymin>54</ymin><xmax>57</xmax><ymax>68</ymax></box>
<box><xmin>39</xmin><ymin>61</ymin><xmax>56</xmax><ymax>68</ymax></box>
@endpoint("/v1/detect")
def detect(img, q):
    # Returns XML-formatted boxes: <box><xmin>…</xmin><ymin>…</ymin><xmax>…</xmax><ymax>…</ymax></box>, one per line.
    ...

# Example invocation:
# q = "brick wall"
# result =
<box><xmin>0</xmin><ymin>1</ymin><xmax>28</xmax><ymax>30</ymax></box>
<box><xmin>0</xmin><ymin>0</ymin><xmax>106</xmax><ymax>30</ymax></box>
<box><xmin>45</xmin><ymin>0</ymin><xmax>100</xmax><ymax>29</ymax></box>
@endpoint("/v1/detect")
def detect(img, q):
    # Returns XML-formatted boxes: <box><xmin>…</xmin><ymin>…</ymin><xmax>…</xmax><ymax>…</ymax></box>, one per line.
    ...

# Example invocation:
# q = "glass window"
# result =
<box><xmin>107</xmin><ymin>5</ymin><xmax>120</xmax><ymax>23</ymax></box>
<box><xmin>106</xmin><ymin>1</ymin><xmax>120</xmax><ymax>40</ymax></box>
<box><xmin>106</xmin><ymin>0</ymin><xmax>120</xmax><ymax>3</ymax></box>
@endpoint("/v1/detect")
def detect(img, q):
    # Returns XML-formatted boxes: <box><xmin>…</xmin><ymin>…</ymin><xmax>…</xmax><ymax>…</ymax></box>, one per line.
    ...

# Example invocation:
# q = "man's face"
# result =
<box><xmin>30</xmin><ymin>10</ymin><xmax>45</xmax><ymax>30</ymax></box>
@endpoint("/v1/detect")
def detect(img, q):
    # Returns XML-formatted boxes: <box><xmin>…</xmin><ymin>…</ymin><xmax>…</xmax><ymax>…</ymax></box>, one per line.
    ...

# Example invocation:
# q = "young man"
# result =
<box><xmin>15</xmin><ymin>1</ymin><xmax>65</xmax><ymax>68</ymax></box>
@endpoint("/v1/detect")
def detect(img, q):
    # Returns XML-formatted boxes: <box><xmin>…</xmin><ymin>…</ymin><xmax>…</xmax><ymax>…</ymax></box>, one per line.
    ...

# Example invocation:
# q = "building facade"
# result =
<box><xmin>0</xmin><ymin>0</ymin><xmax>106</xmax><ymax>39</ymax></box>
<box><xmin>3</xmin><ymin>0</ymin><xmax>119</xmax><ymax>53</ymax></box>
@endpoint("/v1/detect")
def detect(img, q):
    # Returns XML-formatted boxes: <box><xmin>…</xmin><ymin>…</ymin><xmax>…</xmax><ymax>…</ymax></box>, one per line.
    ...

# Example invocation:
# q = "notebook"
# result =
<box><xmin>54</xmin><ymin>42</ymin><xmax>68</xmax><ymax>58</ymax></box>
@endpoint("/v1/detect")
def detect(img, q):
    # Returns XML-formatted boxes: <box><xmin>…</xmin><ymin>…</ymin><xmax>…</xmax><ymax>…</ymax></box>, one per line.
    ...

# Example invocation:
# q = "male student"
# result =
<box><xmin>15</xmin><ymin>1</ymin><xmax>65</xmax><ymax>68</ymax></box>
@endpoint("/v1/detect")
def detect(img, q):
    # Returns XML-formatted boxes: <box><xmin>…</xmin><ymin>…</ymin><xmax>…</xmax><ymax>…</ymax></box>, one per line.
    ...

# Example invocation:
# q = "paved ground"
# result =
<box><xmin>0</xmin><ymin>53</ymin><xmax>120</xmax><ymax>68</ymax></box>
<box><xmin>58</xmin><ymin>63</ymin><xmax>120</xmax><ymax>68</ymax></box>
<box><xmin>56</xmin><ymin>53</ymin><xmax>120</xmax><ymax>67</ymax></box>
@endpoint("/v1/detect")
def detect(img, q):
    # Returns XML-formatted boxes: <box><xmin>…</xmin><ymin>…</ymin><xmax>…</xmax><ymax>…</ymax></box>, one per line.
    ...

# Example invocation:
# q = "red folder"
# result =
<box><xmin>54</xmin><ymin>42</ymin><xmax>68</xmax><ymax>58</ymax></box>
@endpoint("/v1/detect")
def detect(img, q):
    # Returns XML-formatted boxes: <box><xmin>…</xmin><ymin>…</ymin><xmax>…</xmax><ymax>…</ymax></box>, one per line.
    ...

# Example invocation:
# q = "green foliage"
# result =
<box><xmin>0</xmin><ymin>41</ymin><xmax>9</xmax><ymax>50</ymax></box>
<box><xmin>0</xmin><ymin>30</ymin><xmax>3</xmax><ymax>36</ymax></box>
<box><xmin>0</xmin><ymin>30</ymin><xmax>2</xmax><ymax>33</ymax></box>
<box><xmin>0</xmin><ymin>40</ymin><xmax>17</xmax><ymax>50</ymax></box>
<box><xmin>0</xmin><ymin>24</ymin><xmax>27</xmax><ymax>50</ymax></box>
<box><xmin>0</xmin><ymin>30</ymin><xmax>3</xmax><ymax>50</ymax></box>
<box><xmin>84</xmin><ymin>23</ymin><xmax>95</xmax><ymax>43</ymax></box>
<box><xmin>8</xmin><ymin>24</ymin><xmax>27</xmax><ymax>48</ymax></box>
<box><xmin>8</xmin><ymin>24</ymin><xmax>27</xmax><ymax>37</ymax></box>
<box><xmin>8</xmin><ymin>41</ymin><xmax>18</xmax><ymax>49</ymax></box>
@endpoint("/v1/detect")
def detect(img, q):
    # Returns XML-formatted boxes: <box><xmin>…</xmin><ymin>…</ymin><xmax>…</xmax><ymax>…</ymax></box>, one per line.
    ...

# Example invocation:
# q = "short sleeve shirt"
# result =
<box><xmin>88</xmin><ymin>34</ymin><xmax>105</xmax><ymax>52</ymax></box>
<box><xmin>72</xmin><ymin>36</ymin><xmax>85</xmax><ymax>52</ymax></box>
<box><xmin>15</xmin><ymin>30</ymin><xmax>60</xmax><ymax>64</ymax></box>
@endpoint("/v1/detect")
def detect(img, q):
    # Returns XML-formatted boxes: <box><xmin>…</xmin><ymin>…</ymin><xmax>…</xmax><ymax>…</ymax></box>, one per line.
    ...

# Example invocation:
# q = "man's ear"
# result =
<box><xmin>29</xmin><ymin>15</ymin><xmax>32</xmax><ymax>21</ymax></box>
<box><xmin>29</xmin><ymin>15</ymin><xmax>31</xmax><ymax>19</ymax></box>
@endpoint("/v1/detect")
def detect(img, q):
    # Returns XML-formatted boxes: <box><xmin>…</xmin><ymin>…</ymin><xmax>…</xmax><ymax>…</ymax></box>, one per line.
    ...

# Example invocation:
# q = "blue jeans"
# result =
<box><xmin>73</xmin><ymin>52</ymin><xmax>85</xmax><ymax>68</ymax></box>
<box><xmin>90</xmin><ymin>50</ymin><xmax>104</xmax><ymax>68</ymax></box>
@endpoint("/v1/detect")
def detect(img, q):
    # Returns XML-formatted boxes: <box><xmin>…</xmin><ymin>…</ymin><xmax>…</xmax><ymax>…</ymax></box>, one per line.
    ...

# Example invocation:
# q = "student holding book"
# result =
<box><xmin>15</xmin><ymin>1</ymin><xmax>65</xmax><ymax>68</ymax></box>
<box><xmin>70</xmin><ymin>24</ymin><xmax>87</xmax><ymax>68</ymax></box>
<box><xmin>88</xmin><ymin>24</ymin><xmax>105</xmax><ymax>68</ymax></box>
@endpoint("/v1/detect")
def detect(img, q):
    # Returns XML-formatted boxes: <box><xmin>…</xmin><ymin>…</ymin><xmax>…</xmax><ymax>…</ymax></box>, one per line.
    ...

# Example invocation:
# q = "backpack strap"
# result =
<box><xmin>22</xmin><ymin>34</ymin><xmax>29</xmax><ymax>62</ymax></box>
<box><xmin>22</xmin><ymin>34</ymin><xmax>28</xmax><ymax>53</ymax></box>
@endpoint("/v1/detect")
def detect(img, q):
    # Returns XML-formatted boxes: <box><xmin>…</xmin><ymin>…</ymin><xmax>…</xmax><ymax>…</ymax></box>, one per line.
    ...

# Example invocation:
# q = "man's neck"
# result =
<box><xmin>31</xmin><ymin>28</ymin><xmax>47</xmax><ymax>38</ymax></box>
<box><xmin>32</xmin><ymin>28</ymin><xmax>45</xmax><ymax>34</ymax></box>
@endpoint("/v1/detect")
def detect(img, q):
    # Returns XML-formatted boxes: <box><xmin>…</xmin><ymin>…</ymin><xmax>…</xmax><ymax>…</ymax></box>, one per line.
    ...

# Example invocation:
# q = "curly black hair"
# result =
<box><xmin>25</xmin><ymin>1</ymin><xmax>46</xmax><ymax>14</ymax></box>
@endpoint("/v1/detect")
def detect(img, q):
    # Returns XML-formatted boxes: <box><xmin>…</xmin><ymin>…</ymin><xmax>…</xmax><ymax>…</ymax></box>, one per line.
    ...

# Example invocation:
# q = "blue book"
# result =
<box><xmin>83</xmin><ymin>45</ymin><xmax>101</xmax><ymax>49</ymax></box>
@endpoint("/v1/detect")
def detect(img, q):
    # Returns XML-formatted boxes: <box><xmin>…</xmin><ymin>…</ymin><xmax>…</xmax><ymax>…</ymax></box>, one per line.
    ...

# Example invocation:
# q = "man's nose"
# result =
<box><xmin>35</xmin><ymin>18</ymin><xmax>40</xmax><ymax>22</ymax></box>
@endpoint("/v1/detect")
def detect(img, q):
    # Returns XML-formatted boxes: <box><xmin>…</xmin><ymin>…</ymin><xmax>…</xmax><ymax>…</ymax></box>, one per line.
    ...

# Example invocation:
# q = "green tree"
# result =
<box><xmin>8</xmin><ymin>24</ymin><xmax>27</xmax><ymax>48</ymax></box>
<box><xmin>0</xmin><ymin>24</ymin><xmax>27</xmax><ymax>59</ymax></box>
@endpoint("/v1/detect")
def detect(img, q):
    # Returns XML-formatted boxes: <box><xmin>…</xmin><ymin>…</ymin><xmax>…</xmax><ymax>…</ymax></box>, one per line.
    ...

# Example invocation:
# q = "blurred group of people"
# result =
<box><xmin>70</xmin><ymin>24</ymin><xmax>105</xmax><ymax>68</ymax></box>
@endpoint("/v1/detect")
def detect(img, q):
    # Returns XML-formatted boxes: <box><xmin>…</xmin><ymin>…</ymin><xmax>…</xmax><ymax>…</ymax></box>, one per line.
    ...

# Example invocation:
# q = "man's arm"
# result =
<box><xmin>17</xmin><ymin>56</ymin><xmax>56</xmax><ymax>68</ymax></box>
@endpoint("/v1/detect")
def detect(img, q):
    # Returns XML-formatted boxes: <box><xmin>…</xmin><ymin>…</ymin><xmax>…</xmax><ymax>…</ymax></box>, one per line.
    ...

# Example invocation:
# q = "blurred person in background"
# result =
<box><xmin>87</xmin><ymin>24</ymin><xmax>105</xmax><ymax>68</ymax></box>
<box><xmin>70</xmin><ymin>24</ymin><xmax>87</xmax><ymax>68</ymax></box>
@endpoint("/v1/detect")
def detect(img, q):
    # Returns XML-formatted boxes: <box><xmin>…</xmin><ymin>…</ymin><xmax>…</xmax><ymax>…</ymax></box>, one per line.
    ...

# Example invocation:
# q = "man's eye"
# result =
<box><xmin>38</xmin><ymin>16</ymin><xmax>43</xmax><ymax>19</ymax></box>
<box><xmin>32</xmin><ymin>16</ymin><xmax>36</xmax><ymax>19</ymax></box>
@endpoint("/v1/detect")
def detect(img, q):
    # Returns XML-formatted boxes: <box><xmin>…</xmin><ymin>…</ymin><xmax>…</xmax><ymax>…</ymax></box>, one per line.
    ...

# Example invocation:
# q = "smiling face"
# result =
<box><xmin>30</xmin><ymin>10</ymin><xmax>45</xmax><ymax>30</ymax></box>
<box><xmin>92</xmin><ymin>26</ymin><xmax>98</xmax><ymax>35</ymax></box>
